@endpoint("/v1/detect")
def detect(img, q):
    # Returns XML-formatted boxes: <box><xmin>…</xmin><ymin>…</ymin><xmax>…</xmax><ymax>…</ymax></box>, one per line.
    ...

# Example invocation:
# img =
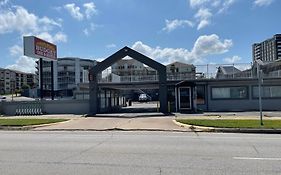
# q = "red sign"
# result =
<box><xmin>34</xmin><ymin>37</ymin><xmax>57</xmax><ymax>60</ymax></box>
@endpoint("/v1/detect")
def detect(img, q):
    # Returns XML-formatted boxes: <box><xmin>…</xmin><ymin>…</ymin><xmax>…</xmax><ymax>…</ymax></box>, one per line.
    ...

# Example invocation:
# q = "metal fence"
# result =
<box><xmin>98</xmin><ymin>63</ymin><xmax>281</xmax><ymax>83</ymax></box>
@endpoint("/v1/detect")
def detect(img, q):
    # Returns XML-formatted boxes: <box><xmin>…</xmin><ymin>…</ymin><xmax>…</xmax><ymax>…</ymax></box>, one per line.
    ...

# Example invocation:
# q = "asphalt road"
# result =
<box><xmin>0</xmin><ymin>131</ymin><xmax>280</xmax><ymax>175</ymax></box>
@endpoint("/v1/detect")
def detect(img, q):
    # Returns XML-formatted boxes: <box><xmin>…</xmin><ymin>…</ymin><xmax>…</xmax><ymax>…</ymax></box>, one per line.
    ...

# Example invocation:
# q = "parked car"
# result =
<box><xmin>138</xmin><ymin>94</ymin><xmax>149</xmax><ymax>102</ymax></box>
<box><xmin>0</xmin><ymin>96</ymin><xmax>6</xmax><ymax>102</ymax></box>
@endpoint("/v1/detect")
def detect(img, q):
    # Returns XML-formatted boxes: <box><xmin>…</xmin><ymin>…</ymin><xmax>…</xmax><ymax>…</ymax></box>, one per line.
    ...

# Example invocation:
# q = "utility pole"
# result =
<box><xmin>257</xmin><ymin>62</ymin><xmax>263</xmax><ymax>126</ymax></box>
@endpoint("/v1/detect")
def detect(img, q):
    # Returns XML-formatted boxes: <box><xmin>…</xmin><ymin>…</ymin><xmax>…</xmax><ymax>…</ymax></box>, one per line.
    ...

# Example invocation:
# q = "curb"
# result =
<box><xmin>0</xmin><ymin>119</ymin><xmax>72</xmax><ymax>131</ymax></box>
<box><xmin>173</xmin><ymin>120</ymin><xmax>281</xmax><ymax>134</ymax></box>
<box><xmin>32</xmin><ymin>128</ymin><xmax>191</xmax><ymax>132</ymax></box>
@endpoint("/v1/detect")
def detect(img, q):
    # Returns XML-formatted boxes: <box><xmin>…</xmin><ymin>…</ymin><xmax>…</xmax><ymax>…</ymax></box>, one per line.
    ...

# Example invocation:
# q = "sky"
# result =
<box><xmin>0</xmin><ymin>0</ymin><xmax>280</xmax><ymax>73</ymax></box>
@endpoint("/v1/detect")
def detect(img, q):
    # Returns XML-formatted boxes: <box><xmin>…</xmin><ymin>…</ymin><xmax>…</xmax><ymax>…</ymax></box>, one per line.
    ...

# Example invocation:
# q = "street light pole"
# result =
<box><xmin>257</xmin><ymin>62</ymin><xmax>263</xmax><ymax>126</ymax></box>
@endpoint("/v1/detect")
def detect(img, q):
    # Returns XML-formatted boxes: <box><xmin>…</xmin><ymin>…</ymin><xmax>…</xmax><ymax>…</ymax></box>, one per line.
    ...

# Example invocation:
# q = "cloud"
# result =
<box><xmin>194</xmin><ymin>8</ymin><xmax>212</xmax><ymax>30</ymax></box>
<box><xmin>36</xmin><ymin>32</ymin><xmax>67</xmax><ymax>43</ymax></box>
<box><xmin>192</xmin><ymin>34</ymin><xmax>232</xmax><ymax>57</ymax></box>
<box><xmin>223</xmin><ymin>55</ymin><xmax>242</xmax><ymax>63</ymax></box>
<box><xmin>0</xmin><ymin>5</ymin><xmax>64</xmax><ymax>37</ymax></box>
<box><xmin>162</xmin><ymin>19</ymin><xmax>194</xmax><ymax>32</ymax></box>
<box><xmin>0</xmin><ymin>0</ymin><xmax>9</xmax><ymax>6</ymax></box>
<box><xmin>83</xmin><ymin>23</ymin><xmax>102</xmax><ymax>36</ymax></box>
<box><xmin>9</xmin><ymin>45</ymin><xmax>22</xmax><ymax>56</ymax></box>
<box><xmin>83</xmin><ymin>28</ymin><xmax>89</xmax><ymax>36</ymax></box>
<box><xmin>6</xmin><ymin>56</ymin><xmax>36</xmax><ymax>73</ymax></box>
<box><xmin>254</xmin><ymin>0</ymin><xmax>274</xmax><ymax>6</ymax></box>
<box><xmin>132</xmin><ymin>34</ymin><xmax>232</xmax><ymax>64</ymax></box>
<box><xmin>189</xmin><ymin>0</ymin><xmax>210</xmax><ymax>8</ymax></box>
<box><xmin>64</xmin><ymin>3</ymin><xmax>84</xmax><ymax>21</ymax></box>
<box><xmin>0</xmin><ymin>6</ymin><xmax>38</xmax><ymax>34</ymax></box>
<box><xmin>63</xmin><ymin>2</ymin><xmax>98</xmax><ymax>21</ymax></box>
<box><xmin>106</xmin><ymin>43</ymin><xmax>117</xmax><ymax>48</ymax></box>
<box><xmin>189</xmin><ymin>0</ymin><xmax>237</xmax><ymax>30</ymax></box>
<box><xmin>83</xmin><ymin>2</ymin><xmax>97</xmax><ymax>19</ymax></box>
<box><xmin>218</xmin><ymin>0</ymin><xmax>236</xmax><ymax>13</ymax></box>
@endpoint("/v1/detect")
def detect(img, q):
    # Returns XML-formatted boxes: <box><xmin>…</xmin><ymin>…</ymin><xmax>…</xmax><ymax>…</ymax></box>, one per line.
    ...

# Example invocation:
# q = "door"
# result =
<box><xmin>178</xmin><ymin>87</ymin><xmax>192</xmax><ymax>110</ymax></box>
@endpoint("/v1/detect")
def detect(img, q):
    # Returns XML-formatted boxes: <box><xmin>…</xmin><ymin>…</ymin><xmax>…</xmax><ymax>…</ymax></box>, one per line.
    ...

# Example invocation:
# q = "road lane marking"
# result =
<box><xmin>233</xmin><ymin>157</ymin><xmax>281</xmax><ymax>161</ymax></box>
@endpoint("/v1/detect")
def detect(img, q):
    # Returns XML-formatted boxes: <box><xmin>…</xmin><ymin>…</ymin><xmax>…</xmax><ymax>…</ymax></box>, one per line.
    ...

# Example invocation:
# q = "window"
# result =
<box><xmin>196</xmin><ymin>86</ymin><xmax>205</xmax><ymax>104</ymax></box>
<box><xmin>253</xmin><ymin>86</ymin><xmax>281</xmax><ymax>98</ymax></box>
<box><xmin>212</xmin><ymin>86</ymin><xmax>248</xmax><ymax>99</ymax></box>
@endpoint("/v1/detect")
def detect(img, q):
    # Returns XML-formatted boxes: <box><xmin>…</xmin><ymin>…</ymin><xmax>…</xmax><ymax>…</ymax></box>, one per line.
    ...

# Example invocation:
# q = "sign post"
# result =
<box><xmin>23</xmin><ymin>36</ymin><xmax>57</xmax><ymax>100</ymax></box>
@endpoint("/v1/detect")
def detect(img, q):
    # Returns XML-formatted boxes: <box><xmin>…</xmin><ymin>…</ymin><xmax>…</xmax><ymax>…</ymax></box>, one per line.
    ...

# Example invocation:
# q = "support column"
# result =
<box><xmin>39</xmin><ymin>58</ymin><xmax>43</xmax><ymax>99</ymax></box>
<box><xmin>51</xmin><ymin>61</ymin><xmax>54</xmax><ymax>100</ymax></box>
<box><xmin>159</xmin><ymin>69</ymin><xmax>168</xmax><ymax>114</ymax></box>
<box><xmin>89</xmin><ymin>72</ymin><xmax>98</xmax><ymax>115</ymax></box>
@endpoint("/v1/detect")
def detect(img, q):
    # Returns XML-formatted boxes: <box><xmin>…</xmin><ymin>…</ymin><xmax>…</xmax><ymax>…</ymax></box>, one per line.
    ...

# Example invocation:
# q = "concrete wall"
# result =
<box><xmin>1</xmin><ymin>100</ymin><xmax>89</xmax><ymax>116</ymax></box>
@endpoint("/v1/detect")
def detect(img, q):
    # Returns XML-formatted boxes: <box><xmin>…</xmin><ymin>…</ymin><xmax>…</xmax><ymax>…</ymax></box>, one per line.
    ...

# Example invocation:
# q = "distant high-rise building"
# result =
<box><xmin>37</xmin><ymin>57</ymin><xmax>97</xmax><ymax>96</ymax></box>
<box><xmin>252</xmin><ymin>34</ymin><xmax>281</xmax><ymax>63</ymax></box>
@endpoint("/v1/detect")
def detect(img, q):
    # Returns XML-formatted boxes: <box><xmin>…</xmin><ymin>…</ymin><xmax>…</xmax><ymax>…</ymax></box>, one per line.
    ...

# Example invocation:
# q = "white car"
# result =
<box><xmin>0</xmin><ymin>96</ymin><xmax>6</xmax><ymax>102</ymax></box>
<box><xmin>138</xmin><ymin>94</ymin><xmax>148</xmax><ymax>102</ymax></box>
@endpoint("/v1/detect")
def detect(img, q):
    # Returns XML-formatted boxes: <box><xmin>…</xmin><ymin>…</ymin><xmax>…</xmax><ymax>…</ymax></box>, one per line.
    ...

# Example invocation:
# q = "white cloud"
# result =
<box><xmin>218</xmin><ymin>0</ymin><xmax>236</xmax><ymax>13</ymax></box>
<box><xmin>192</xmin><ymin>34</ymin><xmax>232</xmax><ymax>57</ymax></box>
<box><xmin>64</xmin><ymin>3</ymin><xmax>84</xmax><ymax>21</ymax></box>
<box><xmin>254</xmin><ymin>0</ymin><xmax>274</xmax><ymax>6</ymax></box>
<box><xmin>9</xmin><ymin>45</ymin><xmax>22</xmax><ymax>57</ymax></box>
<box><xmin>189</xmin><ymin>0</ymin><xmax>236</xmax><ymax>30</ymax></box>
<box><xmin>0</xmin><ymin>0</ymin><xmax>9</xmax><ymax>6</ymax></box>
<box><xmin>223</xmin><ymin>55</ymin><xmax>242</xmax><ymax>63</ymax></box>
<box><xmin>162</xmin><ymin>19</ymin><xmax>194</xmax><ymax>32</ymax></box>
<box><xmin>189</xmin><ymin>0</ymin><xmax>210</xmax><ymax>8</ymax></box>
<box><xmin>197</xmin><ymin>20</ymin><xmax>210</xmax><ymax>30</ymax></box>
<box><xmin>0</xmin><ymin>5</ymin><xmax>64</xmax><ymax>37</ymax></box>
<box><xmin>106</xmin><ymin>44</ymin><xmax>117</xmax><ymax>48</ymax></box>
<box><xmin>64</xmin><ymin>2</ymin><xmax>97</xmax><ymax>21</ymax></box>
<box><xmin>6</xmin><ymin>56</ymin><xmax>36</xmax><ymax>73</ymax></box>
<box><xmin>36</xmin><ymin>32</ymin><xmax>67</xmax><ymax>43</ymax></box>
<box><xmin>0</xmin><ymin>6</ymin><xmax>38</xmax><ymax>34</ymax></box>
<box><xmin>83</xmin><ymin>28</ymin><xmax>89</xmax><ymax>36</ymax></box>
<box><xmin>83</xmin><ymin>23</ymin><xmax>102</xmax><ymax>36</ymax></box>
<box><xmin>6</xmin><ymin>45</ymin><xmax>35</xmax><ymax>73</ymax></box>
<box><xmin>132</xmin><ymin>34</ymin><xmax>232</xmax><ymax>64</ymax></box>
<box><xmin>83</xmin><ymin>2</ymin><xmax>97</xmax><ymax>19</ymax></box>
<box><xmin>194</xmin><ymin>8</ymin><xmax>212</xmax><ymax>30</ymax></box>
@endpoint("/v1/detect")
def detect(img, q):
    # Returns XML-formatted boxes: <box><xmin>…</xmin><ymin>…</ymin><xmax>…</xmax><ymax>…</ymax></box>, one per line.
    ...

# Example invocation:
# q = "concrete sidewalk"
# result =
<box><xmin>2</xmin><ymin>111</ymin><xmax>281</xmax><ymax>133</ymax></box>
<box><xmin>34</xmin><ymin>116</ymin><xmax>191</xmax><ymax>132</ymax></box>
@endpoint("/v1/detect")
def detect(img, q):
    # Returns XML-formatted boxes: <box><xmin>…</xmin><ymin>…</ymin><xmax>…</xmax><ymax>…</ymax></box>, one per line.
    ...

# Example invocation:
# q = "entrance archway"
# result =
<box><xmin>89</xmin><ymin>46</ymin><xmax>168</xmax><ymax>115</ymax></box>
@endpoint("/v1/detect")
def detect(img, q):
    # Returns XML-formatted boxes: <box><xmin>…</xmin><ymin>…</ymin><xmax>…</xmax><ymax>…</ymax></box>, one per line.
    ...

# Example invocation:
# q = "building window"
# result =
<box><xmin>253</xmin><ymin>85</ymin><xmax>281</xmax><ymax>98</ymax></box>
<box><xmin>196</xmin><ymin>86</ymin><xmax>205</xmax><ymax>104</ymax></box>
<box><xmin>211</xmin><ymin>86</ymin><xmax>248</xmax><ymax>99</ymax></box>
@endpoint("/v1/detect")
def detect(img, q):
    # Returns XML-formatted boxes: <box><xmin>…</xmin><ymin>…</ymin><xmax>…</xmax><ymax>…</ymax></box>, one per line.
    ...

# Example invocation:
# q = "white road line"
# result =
<box><xmin>233</xmin><ymin>157</ymin><xmax>281</xmax><ymax>161</ymax></box>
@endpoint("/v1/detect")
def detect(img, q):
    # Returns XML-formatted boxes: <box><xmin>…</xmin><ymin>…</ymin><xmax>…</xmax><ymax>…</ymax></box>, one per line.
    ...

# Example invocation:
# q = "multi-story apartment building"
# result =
<box><xmin>38</xmin><ymin>57</ymin><xmax>97</xmax><ymax>96</ymax></box>
<box><xmin>0</xmin><ymin>68</ymin><xmax>37</xmax><ymax>94</ymax></box>
<box><xmin>166</xmin><ymin>61</ymin><xmax>196</xmax><ymax>80</ymax></box>
<box><xmin>111</xmin><ymin>58</ymin><xmax>147</xmax><ymax>76</ymax></box>
<box><xmin>252</xmin><ymin>34</ymin><xmax>281</xmax><ymax>63</ymax></box>
<box><xmin>111</xmin><ymin>59</ymin><xmax>196</xmax><ymax>80</ymax></box>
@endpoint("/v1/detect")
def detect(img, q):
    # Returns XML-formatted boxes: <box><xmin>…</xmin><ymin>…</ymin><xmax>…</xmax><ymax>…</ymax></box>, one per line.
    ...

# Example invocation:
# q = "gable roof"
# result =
<box><xmin>90</xmin><ymin>46</ymin><xmax>166</xmax><ymax>75</ymax></box>
<box><xmin>218</xmin><ymin>66</ymin><xmax>241</xmax><ymax>75</ymax></box>
<box><xmin>166</xmin><ymin>61</ymin><xmax>194</xmax><ymax>67</ymax></box>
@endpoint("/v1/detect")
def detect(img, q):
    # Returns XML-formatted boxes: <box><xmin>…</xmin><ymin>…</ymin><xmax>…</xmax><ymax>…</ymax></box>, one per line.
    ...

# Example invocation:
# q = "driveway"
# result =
<box><xmin>34</xmin><ymin>116</ymin><xmax>190</xmax><ymax>131</ymax></box>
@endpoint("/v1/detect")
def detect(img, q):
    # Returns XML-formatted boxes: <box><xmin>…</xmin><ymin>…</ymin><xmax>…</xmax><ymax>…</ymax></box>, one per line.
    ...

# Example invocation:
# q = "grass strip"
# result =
<box><xmin>176</xmin><ymin>119</ymin><xmax>281</xmax><ymax>129</ymax></box>
<box><xmin>0</xmin><ymin>118</ymin><xmax>68</xmax><ymax>126</ymax></box>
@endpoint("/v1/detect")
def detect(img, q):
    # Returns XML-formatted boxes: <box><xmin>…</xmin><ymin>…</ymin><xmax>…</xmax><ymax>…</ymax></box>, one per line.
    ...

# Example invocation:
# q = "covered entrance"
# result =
<box><xmin>89</xmin><ymin>46</ymin><xmax>168</xmax><ymax>115</ymax></box>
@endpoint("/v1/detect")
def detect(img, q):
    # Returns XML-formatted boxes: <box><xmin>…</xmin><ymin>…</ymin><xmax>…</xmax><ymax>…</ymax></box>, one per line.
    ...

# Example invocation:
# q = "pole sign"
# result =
<box><xmin>23</xmin><ymin>36</ymin><xmax>57</xmax><ymax>61</ymax></box>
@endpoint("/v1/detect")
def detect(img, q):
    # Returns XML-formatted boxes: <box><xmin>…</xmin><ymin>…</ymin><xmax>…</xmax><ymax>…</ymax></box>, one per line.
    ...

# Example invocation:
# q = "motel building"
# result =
<box><xmin>2</xmin><ymin>45</ymin><xmax>281</xmax><ymax>115</ymax></box>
